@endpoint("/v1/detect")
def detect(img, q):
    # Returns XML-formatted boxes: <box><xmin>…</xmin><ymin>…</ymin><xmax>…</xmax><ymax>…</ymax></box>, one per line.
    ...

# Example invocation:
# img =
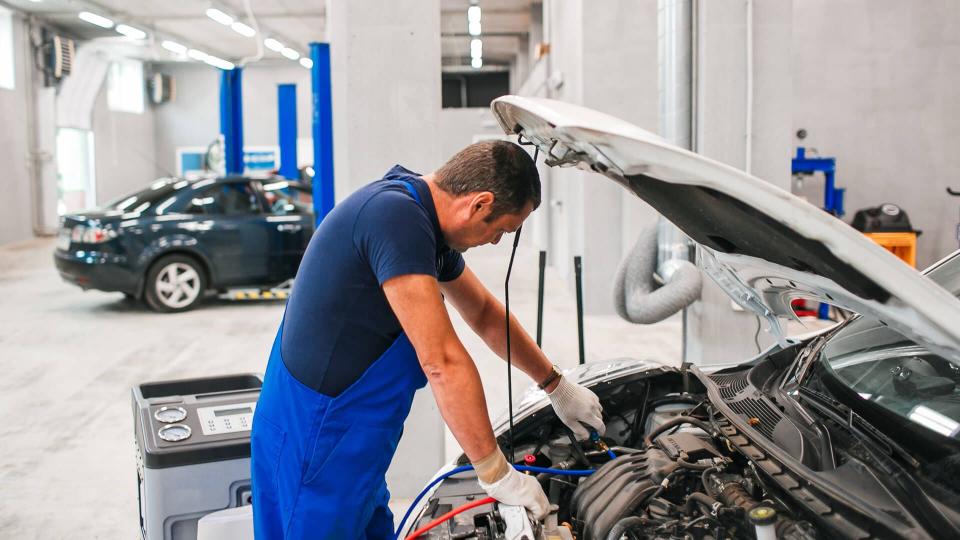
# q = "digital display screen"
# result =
<box><xmin>214</xmin><ymin>407</ymin><xmax>252</xmax><ymax>417</ymax></box>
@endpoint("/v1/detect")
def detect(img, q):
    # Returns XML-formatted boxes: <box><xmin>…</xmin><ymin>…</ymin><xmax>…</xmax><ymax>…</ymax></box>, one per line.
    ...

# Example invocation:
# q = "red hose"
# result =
<box><xmin>404</xmin><ymin>496</ymin><xmax>496</xmax><ymax>539</ymax></box>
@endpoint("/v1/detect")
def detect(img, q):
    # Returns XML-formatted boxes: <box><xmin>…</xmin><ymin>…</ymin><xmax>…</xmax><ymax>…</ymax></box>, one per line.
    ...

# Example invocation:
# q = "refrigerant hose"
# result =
<box><xmin>393</xmin><ymin>464</ymin><xmax>596</xmax><ymax>538</ymax></box>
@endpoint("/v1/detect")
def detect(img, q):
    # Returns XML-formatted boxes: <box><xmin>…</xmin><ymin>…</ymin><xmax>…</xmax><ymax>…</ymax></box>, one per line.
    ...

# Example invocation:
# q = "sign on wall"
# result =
<box><xmin>175</xmin><ymin>146</ymin><xmax>280</xmax><ymax>177</ymax></box>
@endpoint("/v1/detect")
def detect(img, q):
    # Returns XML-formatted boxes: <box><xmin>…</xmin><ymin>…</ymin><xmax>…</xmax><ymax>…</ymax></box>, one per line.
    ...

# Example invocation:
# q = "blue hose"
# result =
<box><xmin>393</xmin><ymin>464</ymin><xmax>596</xmax><ymax>538</ymax></box>
<box><xmin>606</xmin><ymin>449</ymin><xmax>617</xmax><ymax>460</ymax></box>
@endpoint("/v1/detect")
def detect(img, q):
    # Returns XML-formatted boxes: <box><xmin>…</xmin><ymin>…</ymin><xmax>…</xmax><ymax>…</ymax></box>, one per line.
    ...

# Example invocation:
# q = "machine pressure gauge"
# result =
<box><xmin>158</xmin><ymin>424</ymin><xmax>192</xmax><ymax>442</ymax></box>
<box><xmin>154</xmin><ymin>406</ymin><xmax>187</xmax><ymax>424</ymax></box>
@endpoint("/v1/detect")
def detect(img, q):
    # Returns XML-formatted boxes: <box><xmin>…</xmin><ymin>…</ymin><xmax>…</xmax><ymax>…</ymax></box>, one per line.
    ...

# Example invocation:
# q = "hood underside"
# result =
<box><xmin>491</xmin><ymin>96</ymin><xmax>960</xmax><ymax>363</ymax></box>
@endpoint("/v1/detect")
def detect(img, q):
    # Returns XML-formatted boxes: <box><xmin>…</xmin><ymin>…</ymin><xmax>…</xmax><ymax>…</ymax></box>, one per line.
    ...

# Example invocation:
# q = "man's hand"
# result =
<box><xmin>474</xmin><ymin>448</ymin><xmax>549</xmax><ymax>520</ymax></box>
<box><xmin>548</xmin><ymin>376</ymin><xmax>604</xmax><ymax>440</ymax></box>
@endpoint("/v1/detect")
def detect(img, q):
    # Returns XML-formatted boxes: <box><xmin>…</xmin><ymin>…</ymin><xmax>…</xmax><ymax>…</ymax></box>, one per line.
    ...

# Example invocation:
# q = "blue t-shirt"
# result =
<box><xmin>280</xmin><ymin>165</ymin><xmax>465</xmax><ymax>396</ymax></box>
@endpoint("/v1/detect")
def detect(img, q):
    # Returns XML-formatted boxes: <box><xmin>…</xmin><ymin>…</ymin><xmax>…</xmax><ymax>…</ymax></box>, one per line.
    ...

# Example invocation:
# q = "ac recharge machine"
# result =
<box><xmin>132</xmin><ymin>374</ymin><xmax>262</xmax><ymax>540</ymax></box>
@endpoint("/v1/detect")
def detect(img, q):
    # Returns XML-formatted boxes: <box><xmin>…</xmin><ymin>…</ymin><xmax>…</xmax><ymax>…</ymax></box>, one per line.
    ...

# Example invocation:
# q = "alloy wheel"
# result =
<box><xmin>155</xmin><ymin>262</ymin><xmax>201</xmax><ymax>309</ymax></box>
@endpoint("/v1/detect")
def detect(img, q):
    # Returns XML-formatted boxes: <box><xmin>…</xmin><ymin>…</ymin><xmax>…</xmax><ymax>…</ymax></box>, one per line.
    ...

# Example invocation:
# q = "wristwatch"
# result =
<box><xmin>537</xmin><ymin>365</ymin><xmax>562</xmax><ymax>390</ymax></box>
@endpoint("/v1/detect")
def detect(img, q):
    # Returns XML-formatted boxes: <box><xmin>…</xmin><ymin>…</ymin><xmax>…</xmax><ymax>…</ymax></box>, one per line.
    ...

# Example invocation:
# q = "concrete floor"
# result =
<box><xmin>0</xmin><ymin>237</ymin><xmax>681</xmax><ymax>539</ymax></box>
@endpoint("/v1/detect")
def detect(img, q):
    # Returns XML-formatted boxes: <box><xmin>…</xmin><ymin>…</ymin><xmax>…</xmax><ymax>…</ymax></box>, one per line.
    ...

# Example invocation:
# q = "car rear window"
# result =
<box><xmin>104</xmin><ymin>179</ymin><xmax>193</xmax><ymax>215</ymax></box>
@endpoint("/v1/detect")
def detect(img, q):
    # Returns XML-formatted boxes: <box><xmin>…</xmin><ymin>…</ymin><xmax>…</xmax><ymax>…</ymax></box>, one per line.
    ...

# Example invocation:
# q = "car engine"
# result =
<box><xmin>410</xmin><ymin>371</ymin><xmax>818</xmax><ymax>540</ymax></box>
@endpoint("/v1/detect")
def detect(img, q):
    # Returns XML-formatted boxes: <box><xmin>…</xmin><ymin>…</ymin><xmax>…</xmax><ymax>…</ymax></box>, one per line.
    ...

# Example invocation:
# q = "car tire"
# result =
<box><xmin>144</xmin><ymin>254</ymin><xmax>207</xmax><ymax>313</ymax></box>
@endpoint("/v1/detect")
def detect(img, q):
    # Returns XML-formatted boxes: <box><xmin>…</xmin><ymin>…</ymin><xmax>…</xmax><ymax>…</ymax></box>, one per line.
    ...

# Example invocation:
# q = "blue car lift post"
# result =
<box><xmin>310</xmin><ymin>42</ymin><xmax>335</xmax><ymax>223</ymax></box>
<box><xmin>219</xmin><ymin>68</ymin><xmax>244</xmax><ymax>175</ymax></box>
<box><xmin>277</xmin><ymin>84</ymin><xmax>299</xmax><ymax>180</ymax></box>
<box><xmin>792</xmin><ymin>147</ymin><xmax>845</xmax><ymax>319</ymax></box>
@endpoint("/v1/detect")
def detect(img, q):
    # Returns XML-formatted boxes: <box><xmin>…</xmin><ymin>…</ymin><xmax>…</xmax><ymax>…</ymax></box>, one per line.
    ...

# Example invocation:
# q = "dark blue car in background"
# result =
<box><xmin>54</xmin><ymin>175</ymin><xmax>315</xmax><ymax>312</ymax></box>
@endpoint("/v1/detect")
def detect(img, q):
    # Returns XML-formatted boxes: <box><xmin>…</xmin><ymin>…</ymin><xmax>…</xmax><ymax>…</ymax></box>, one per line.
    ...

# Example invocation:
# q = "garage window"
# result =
<box><xmin>0</xmin><ymin>7</ymin><xmax>14</xmax><ymax>91</ymax></box>
<box><xmin>107</xmin><ymin>59</ymin><xmax>144</xmax><ymax>113</ymax></box>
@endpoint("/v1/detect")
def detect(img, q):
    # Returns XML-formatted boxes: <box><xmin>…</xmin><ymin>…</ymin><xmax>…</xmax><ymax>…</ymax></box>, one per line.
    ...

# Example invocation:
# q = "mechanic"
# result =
<box><xmin>250</xmin><ymin>140</ymin><xmax>605</xmax><ymax>539</ymax></box>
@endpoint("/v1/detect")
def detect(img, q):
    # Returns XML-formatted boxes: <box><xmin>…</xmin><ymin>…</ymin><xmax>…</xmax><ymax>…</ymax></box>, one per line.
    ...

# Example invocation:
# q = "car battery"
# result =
<box><xmin>132</xmin><ymin>374</ymin><xmax>262</xmax><ymax>540</ymax></box>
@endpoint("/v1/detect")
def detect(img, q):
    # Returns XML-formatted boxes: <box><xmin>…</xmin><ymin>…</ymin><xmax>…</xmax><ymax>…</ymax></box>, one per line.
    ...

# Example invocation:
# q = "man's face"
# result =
<box><xmin>446</xmin><ymin>195</ymin><xmax>534</xmax><ymax>252</ymax></box>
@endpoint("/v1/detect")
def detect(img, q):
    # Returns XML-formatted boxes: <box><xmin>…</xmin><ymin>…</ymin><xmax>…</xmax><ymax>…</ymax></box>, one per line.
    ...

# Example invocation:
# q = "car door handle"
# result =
<box><xmin>277</xmin><ymin>223</ymin><xmax>302</xmax><ymax>233</ymax></box>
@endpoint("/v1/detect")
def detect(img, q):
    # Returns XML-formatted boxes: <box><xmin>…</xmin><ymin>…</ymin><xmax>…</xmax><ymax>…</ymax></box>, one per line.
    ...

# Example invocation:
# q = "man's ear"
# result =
<box><xmin>469</xmin><ymin>192</ymin><xmax>495</xmax><ymax>217</ymax></box>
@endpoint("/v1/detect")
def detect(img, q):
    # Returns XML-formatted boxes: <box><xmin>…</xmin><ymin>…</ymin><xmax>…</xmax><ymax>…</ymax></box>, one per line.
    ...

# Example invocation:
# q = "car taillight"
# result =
<box><xmin>81</xmin><ymin>225</ymin><xmax>117</xmax><ymax>243</ymax></box>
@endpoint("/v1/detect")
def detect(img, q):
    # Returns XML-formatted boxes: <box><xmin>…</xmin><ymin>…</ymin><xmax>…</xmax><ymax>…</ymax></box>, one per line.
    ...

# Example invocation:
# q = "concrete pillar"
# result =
<box><xmin>685</xmin><ymin>0</ymin><xmax>794</xmax><ymax>366</ymax></box>
<box><xmin>327</xmin><ymin>0</ymin><xmax>442</xmax><ymax>199</ymax></box>
<box><xmin>326</xmin><ymin>0</ymin><xmax>443</xmax><ymax>498</ymax></box>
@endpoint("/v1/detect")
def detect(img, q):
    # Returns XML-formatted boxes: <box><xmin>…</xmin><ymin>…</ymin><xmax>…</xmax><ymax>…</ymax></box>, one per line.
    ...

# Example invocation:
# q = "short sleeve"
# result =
<box><xmin>438</xmin><ymin>249</ymin><xmax>465</xmax><ymax>282</ymax></box>
<box><xmin>354</xmin><ymin>190</ymin><xmax>438</xmax><ymax>285</ymax></box>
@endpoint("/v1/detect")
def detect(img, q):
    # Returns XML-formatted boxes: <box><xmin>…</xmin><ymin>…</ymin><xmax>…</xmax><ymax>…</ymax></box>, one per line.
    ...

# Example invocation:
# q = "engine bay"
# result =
<box><xmin>409</xmin><ymin>370</ymin><xmax>818</xmax><ymax>540</ymax></box>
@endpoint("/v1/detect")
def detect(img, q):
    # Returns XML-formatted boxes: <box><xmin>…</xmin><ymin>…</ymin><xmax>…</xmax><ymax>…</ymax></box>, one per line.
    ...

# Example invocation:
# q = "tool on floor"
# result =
<box><xmin>132</xmin><ymin>374</ymin><xmax>262</xmax><ymax>540</ymax></box>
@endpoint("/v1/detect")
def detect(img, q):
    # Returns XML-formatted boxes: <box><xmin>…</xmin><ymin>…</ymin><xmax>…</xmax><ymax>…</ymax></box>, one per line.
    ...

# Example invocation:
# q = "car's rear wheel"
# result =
<box><xmin>144</xmin><ymin>255</ymin><xmax>206</xmax><ymax>312</ymax></box>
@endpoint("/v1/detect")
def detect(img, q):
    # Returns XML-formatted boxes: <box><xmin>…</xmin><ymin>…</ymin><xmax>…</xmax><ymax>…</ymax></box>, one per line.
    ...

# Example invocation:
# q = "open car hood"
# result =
<box><xmin>491</xmin><ymin>96</ymin><xmax>960</xmax><ymax>363</ymax></box>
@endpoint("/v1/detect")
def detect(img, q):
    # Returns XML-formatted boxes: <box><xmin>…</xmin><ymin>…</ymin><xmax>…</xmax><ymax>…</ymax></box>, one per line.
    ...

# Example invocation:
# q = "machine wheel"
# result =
<box><xmin>144</xmin><ymin>254</ymin><xmax>207</xmax><ymax>313</ymax></box>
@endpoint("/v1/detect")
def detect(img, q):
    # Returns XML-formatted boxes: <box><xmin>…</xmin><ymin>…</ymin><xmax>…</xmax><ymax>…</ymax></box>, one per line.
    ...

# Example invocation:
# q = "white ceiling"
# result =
<box><xmin>4</xmin><ymin>0</ymin><xmax>533</xmax><ymax>68</ymax></box>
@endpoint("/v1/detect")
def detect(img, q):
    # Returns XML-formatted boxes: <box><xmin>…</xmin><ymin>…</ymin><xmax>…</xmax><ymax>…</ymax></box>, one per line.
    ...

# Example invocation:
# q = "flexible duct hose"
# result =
<box><xmin>614</xmin><ymin>220</ymin><xmax>702</xmax><ymax>324</ymax></box>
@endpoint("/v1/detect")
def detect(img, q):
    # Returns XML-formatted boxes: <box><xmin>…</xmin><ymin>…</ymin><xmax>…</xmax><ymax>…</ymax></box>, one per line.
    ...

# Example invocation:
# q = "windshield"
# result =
<box><xmin>820</xmin><ymin>251</ymin><xmax>960</xmax><ymax>440</ymax></box>
<box><xmin>103</xmin><ymin>178</ymin><xmax>194</xmax><ymax>215</ymax></box>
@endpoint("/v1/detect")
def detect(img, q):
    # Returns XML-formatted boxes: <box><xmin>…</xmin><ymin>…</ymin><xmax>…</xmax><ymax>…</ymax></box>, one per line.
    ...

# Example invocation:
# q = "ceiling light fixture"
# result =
<box><xmin>187</xmin><ymin>49</ymin><xmax>210</xmax><ymax>62</ymax></box>
<box><xmin>231</xmin><ymin>21</ymin><xmax>256</xmax><ymax>37</ymax></box>
<box><xmin>299</xmin><ymin>57</ymin><xmax>313</xmax><ymax>69</ymax></box>
<box><xmin>264</xmin><ymin>38</ymin><xmax>284</xmax><ymax>52</ymax></box>
<box><xmin>467</xmin><ymin>5</ymin><xmax>481</xmax><ymax>23</ymax></box>
<box><xmin>161</xmin><ymin>40</ymin><xmax>188</xmax><ymax>55</ymax></box>
<box><xmin>204</xmin><ymin>55</ymin><xmax>235</xmax><ymax>71</ymax></box>
<box><xmin>205</xmin><ymin>8</ymin><xmax>234</xmax><ymax>26</ymax></box>
<box><xmin>280</xmin><ymin>47</ymin><xmax>300</xmax><ymax>60</ymax></box>
<box><xmin>469</xmin><ymin>21</ymin><xmax>481</xmax><ymax>36</ymax></box>
<box><xmin>116</xmin><ymin>24</ymin><xmax>147</xmax><ymax>40</ymax></box>
<box><xmin>471</xmin><ymin>57</ymin><xmax>482</xmax><ymax>69</ymax></box>
<box><xmin>78</xmin><ymin>11</ymin><xmax>114</xmax><ymax>29</ymax></box>
<box><xmin>470</xmin><ymin>38</ymin><xmax>482</xmax><ymax>58</ymax></box>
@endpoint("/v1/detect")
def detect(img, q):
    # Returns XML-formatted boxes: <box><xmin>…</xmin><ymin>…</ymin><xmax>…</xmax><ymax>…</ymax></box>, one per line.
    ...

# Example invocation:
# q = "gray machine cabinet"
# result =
<box><xmin>132</xmin><ymin>374</ymin><xmax>262</xmax><ymax>540</ymax></box>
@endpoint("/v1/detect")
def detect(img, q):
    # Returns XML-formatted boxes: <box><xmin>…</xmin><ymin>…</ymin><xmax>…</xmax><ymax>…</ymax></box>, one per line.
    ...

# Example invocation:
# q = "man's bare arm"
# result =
<box><xmin>382</xmin><ymin>273</ymin><xmax>498</xmax><ymax>462</ymax></box>
<box><xmin>440</xmin><ymin>266</ymin><xmax>559</xmax><ymax>392</ymax></box>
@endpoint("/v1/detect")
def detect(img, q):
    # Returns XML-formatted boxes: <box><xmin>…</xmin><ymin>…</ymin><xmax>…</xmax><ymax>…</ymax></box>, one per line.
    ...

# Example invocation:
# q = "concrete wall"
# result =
<box><xmin>439</xmin><ymin>107</ymin><xmax>505</xmax><ymax>162</ymax></box>
<box><xmin>91</xmin><ymin>81</ymin><xmax>157</xmax><ymax>204</ymax></box>
<box><xmin>0</xmin><ymin>14</ymin><xmax>34</xmax><ymax>245</ymax></box>
<box><xmin>152</xmin><ymin>62</ymin><xmax>313</xmax><ymax>177</ymax></box>
<box><xmin>792</xmin><ymin>0</ymin><xmax>960</xmax><ymax>268</ymax></box>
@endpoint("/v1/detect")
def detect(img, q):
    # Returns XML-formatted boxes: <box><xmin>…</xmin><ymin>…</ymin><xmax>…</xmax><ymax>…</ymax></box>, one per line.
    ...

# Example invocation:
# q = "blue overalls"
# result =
<box><xmin>251</xmin><ymin>181</ymin><xmax>429</xmax><ymax>539</ymax></box>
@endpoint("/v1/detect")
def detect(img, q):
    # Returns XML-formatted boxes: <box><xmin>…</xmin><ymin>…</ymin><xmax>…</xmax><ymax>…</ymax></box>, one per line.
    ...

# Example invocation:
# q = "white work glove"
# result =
<box><xmin>473</xmin><ymin>448</ymin><xmax>549</xmax><ymax>520</ymax></box>
<box><xmin>548</xmin><ymin>375</ymin><xmax>605</xmax><ymax>440</ymax></box>
<box><xmin>479</xmin><ymin>467</ymin><xmax>550</xmax><ymax>520</ymax></box>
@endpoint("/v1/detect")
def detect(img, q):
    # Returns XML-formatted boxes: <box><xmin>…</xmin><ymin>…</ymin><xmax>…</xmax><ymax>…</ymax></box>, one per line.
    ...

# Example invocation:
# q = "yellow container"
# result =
<box><xmin>864</xmin><ymin>232</ymin><xmax>917</xmax><ymax>267</ymax></box>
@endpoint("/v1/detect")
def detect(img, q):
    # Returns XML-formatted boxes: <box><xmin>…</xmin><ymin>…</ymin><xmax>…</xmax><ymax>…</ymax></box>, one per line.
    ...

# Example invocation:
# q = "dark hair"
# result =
<box><xmin>434</xmin><ymin>140</ymin><xmax>541</xmax><ymax>219</ymax></box>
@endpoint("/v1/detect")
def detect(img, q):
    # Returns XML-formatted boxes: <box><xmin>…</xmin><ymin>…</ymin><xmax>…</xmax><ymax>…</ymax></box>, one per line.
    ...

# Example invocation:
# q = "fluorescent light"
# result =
<box><xmin>187</xmin><ymin>49</ymin><xmax>210</xmax><ymax>62</ymax></box>
<box><xmin>161</xmin><ymin>40</ymin><xmax>188</xmax><ymax>55</ymax></box>
<box><xmin>471</xmin><ymin>57</ymin><xmax>482</xmax><ymax>69</ymax></box>
<box><xmin>470</xmin><ymin>39</ymin><xmax>482</xmax><ymax>58</ymax></box>
<box><xmin>116</xmin><ymin>24</ymin><xmax>147</xmax><ymax>40</ymax></box>
<box><xmin>280</xmin><ymin>47</ymin><xmax>300</xmax><ymax>60</ymax></box>
<box><xmin>205</xmin><ymin>8</ymin><xmax>234</xmax><ymax>26</ymax></box>
<box><xmin>299</xmin><ymin>57</ymin><xmax>313</xmax><ymax>69</ymax></box>
<box><xmin>231</xmin><ymin>21</ymin><xmax>256</xmax><ymax>37</ymax></box>
<box><xmin>204</xmin><ymin>55</ymin><xmax>235</xmax><ymax>70</ymax></box>
<box><xmin>264</xmin><ymin>38</ymin><xmax>284</xmax><ymax>52</ymax></box>
<box><xmin>78</xmin><ymin>11</ymin><xmax>114</xmax><ymax>29</ymax></box>
<box><xmin>469</xmin><ymin>21</ymin><xmax>481</xmax><ymax>36</ymax></box>
<box><xmin>467</xmin><ymin>5</ymin><xmax>481</xmax><ymax>23</ymax></box>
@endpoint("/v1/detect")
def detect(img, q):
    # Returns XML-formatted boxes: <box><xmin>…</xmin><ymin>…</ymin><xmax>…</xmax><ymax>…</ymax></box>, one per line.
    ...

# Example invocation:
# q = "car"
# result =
<box><xmin>399</xmin><ymin>97</ymin><xmax>960</xmax><ymax>539</ymax></box>
<box><xmin>53</xmin><ymin>175</ymin><xmax>315</xmax><ymax>312</ymax></box>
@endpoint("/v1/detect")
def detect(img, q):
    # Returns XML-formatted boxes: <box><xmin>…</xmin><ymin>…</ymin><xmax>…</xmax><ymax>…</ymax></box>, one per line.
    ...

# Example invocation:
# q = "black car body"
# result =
<box><xmin>399</xmin><ymin>98</ymin><xmax>960</xmax><ymax>539</ymax></box>
<box><xmin>54</xmin><ymin>175</ymin><xmax>314</xmax><ymax>311</ymax></box>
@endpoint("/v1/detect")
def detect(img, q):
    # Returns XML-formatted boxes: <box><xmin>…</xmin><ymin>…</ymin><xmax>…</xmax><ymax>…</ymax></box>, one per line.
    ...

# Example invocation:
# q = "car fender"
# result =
<box><xmin>135</xmin><ymin>235</ymin><xmax>219</xmax><ymax>294</ymax></box>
